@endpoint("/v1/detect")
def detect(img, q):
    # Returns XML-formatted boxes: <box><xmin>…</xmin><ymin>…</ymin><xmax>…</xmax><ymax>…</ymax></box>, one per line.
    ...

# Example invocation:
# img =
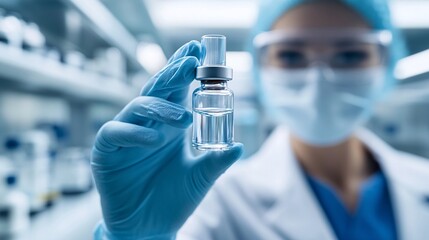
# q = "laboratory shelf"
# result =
<box><xmin>0</xmin><ymin>44</ymin><xmax>136</xmax><ymax>106</ymax></box>
<box><xmin>101</xmin><ymin>0</ymin><xmax>169</xmax><ymax>55</ymax></box>
<box><xmin>65</xmin><ymin>0</ymin><xmax>143</xmax><ymax>70</ymax></box>
<box><xmin>15</xmin><ymin>190</ymin><xmax>102</xmax><ymax>240</ymax></box>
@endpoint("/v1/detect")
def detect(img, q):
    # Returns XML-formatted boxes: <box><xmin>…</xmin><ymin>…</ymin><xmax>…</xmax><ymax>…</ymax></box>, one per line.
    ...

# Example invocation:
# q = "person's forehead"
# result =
<box><xmin>271</xmin><ymin>1</ymin><xmax>371</xmax><ymax>31</ymax></box>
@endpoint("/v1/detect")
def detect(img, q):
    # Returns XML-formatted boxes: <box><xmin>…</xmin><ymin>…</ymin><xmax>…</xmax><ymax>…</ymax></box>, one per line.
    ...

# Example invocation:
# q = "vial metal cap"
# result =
<box><xmin>196</xmin><ymin>34</ymin><xmax>233</xmax><ymax>81</ymax></box>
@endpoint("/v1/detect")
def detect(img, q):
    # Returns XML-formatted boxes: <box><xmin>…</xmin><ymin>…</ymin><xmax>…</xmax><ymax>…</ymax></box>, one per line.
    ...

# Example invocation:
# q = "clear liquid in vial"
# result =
<box><xmin>192</xmin><ymin>107</ymin><xmax>234</xmax><ymax>151</ymax></box>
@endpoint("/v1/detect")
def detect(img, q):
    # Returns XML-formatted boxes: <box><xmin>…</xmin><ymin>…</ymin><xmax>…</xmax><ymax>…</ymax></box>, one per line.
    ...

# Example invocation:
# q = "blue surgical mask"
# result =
<box><xmin>260</xmin><ymin>66</ymin><xmax>386</xmax><ymax>146</ymax></box>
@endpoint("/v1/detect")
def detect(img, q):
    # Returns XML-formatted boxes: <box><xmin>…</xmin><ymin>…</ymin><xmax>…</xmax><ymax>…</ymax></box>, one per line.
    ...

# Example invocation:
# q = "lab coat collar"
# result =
<box><xmin>261</xmin><ymin>126</ymin><xmax>337</xmax><ymax>240</ymax></box>
<box><xmin>356</xmin><ymin>129</ymin><xmax>429</xmax><ymax>240</ymax></box>
<box><xmin>259</xmin><ymin>126</ymin><xmax>429</xmax><ymax>240</ymax></box>
<box><xmin>355</xmin><ymin>129</ymin><xmax>429</xmax><ymax>193</ymax></box>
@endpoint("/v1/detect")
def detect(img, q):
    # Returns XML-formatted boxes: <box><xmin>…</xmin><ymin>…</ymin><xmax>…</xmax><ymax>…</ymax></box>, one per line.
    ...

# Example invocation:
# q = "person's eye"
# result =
<box><xmin>276</xmin><ymin>50</ymin><xmax>306</xmax><ymax>67</ymax></box>
<box><xmin>333</xmin><ymin>50</ymin><xmax>369</xmax><ymax>67</ymax></box>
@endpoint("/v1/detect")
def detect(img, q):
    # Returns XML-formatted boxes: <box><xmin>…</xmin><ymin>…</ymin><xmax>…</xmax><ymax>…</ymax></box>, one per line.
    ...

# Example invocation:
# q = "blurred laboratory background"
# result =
<box><xmin>0</xmin><ymin>0</ymin><xmax>428</xmax><ymax>239</ymax></box>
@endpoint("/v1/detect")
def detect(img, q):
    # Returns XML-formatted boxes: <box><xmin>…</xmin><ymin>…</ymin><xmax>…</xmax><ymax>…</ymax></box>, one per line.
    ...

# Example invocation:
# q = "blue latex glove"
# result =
<box><xmin>91</xmin><ymin>41</ymin><xmax>243</xmax><ymax>240</ymax></box>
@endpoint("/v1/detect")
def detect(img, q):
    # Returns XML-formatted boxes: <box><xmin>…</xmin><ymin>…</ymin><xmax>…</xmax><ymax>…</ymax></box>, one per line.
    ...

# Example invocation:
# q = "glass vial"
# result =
<box><xmin>192</xmin><ymin>35</ymin><xmax>234</xmax><ymax>151</ymax></box>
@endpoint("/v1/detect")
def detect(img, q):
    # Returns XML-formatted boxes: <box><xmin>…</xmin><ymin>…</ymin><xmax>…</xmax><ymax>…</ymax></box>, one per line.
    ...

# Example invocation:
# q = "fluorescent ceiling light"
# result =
<box><xmin>395</xmin><ymin>49</ymin><xmax>429</xmax><ymax>80</ymax></box>
<box><xmin>147</xmin><ymin>1</ymin><xmax>258</xmax><ymax>29</ymax></box>
<box><xmin>391</xmin><ymin>1</ymin><xmax>429</xmax><ymax>28</ymax></box>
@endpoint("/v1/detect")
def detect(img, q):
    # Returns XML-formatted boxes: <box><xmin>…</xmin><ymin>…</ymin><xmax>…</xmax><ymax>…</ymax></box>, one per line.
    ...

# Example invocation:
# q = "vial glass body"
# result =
<box><xmin>192</xmin><ymin>81</ymin><xmax>234</xmax><ymax>150</ymax></box>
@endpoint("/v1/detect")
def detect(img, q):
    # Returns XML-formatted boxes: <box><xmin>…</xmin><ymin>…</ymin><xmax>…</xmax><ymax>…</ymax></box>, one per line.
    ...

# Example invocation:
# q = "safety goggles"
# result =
<box><xmin>253</xmin><ymin>29</ymin><xmax>392</xmax><ymax>70</ymax></box>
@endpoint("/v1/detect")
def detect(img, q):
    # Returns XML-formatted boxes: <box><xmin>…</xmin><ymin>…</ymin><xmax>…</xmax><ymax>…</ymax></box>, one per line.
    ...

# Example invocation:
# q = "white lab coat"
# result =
<box><xmin>178</xmin><ymin>126</ymin><xmax>429</xmax><ymax>240</ymax></box>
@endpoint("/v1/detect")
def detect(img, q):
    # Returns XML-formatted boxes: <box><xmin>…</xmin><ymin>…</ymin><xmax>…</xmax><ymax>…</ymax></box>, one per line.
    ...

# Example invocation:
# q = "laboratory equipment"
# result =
<box><xmin>64</xmin><ymin>50</ymin><xmax>86</xmax><ymax>69</ymax></box>
<box><xmin>42</xmin><ymin>44</ymin><xmax>62</xmax><ymax>62</ymax></box>
<box><xmin>22</xmin><ymin>22</ymin><xmax>46</xmax><ymax>52</ymax></box>
<box><xmin>193</xmin><ymin>35</ymin><xmax>234</xmax><ymax>151</ymax></box>
<box><xmin>0</xmin><ymin>12</ymin><xmax>24</xmax><ymax>48</ymax></box>
<box><xmin>54</xmin><ymin>148</ymin><xmax>93</xmax><ymax>195</ymax></box>
<box><xmin>0</xmin><ymin>172</ymin><xmax>30</xmax><ymax>239</ymax></box>
<box><xmin>5</xmin><ymin>131</ymin><xmax>57</xmax><ymax>214</ymax></box>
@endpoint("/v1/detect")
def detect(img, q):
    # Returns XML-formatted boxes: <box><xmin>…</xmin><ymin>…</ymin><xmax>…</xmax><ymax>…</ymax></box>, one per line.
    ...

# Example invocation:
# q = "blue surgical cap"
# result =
<box><xmin>251</xmin><ymin>0</ymin><xmax>407</xmax><ymax>96</ymax></box>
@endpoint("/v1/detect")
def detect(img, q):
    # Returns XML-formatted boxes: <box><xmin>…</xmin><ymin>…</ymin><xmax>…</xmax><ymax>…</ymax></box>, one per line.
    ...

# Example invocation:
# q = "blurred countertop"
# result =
<box><xmin>15</xmin><ymin>190</ymin><xmax>102</xmax><ymax>240</ymax></box>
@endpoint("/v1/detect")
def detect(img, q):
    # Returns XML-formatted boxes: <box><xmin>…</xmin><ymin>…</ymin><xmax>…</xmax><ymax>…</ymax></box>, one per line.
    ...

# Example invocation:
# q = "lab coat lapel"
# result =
<box><xmin>390</xmin><ymin>185</ymin><xmax>429</xmax><ymax>240</ymax></box>
<box><xmin>263</xmin><ymin>126</ymin><xmax>337</xmax><ymax>240</ymax></box>
<box><xmin>357</xmin><ymin>130</ymin><xmax>429</xmax><ymax>240</ymax></box>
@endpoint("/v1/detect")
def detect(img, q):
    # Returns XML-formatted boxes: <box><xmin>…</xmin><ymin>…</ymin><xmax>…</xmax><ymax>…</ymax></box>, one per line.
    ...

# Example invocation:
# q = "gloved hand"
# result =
<box><xmin>91</xmin><ymin>41</ymin><xmax>243</xmax><ymax>240</ymax></box>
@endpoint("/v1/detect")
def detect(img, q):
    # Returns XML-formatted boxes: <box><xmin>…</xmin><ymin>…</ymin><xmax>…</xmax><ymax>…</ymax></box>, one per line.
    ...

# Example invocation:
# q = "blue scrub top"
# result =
<box><xmin>305</xmin><ymin>171</ymin><xmax>397</xmax><ymax>240</ymax></box>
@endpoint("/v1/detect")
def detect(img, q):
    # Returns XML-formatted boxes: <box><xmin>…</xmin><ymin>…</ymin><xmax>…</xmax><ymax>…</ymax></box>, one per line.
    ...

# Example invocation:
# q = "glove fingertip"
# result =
<box><xmin>183</xmin><ymin>55</ymin><xmax>201</xmax><ymax>66</ymax></box>
<box><xmin>204</xmin><ymin>142</ymin><xmax>244</xmax><ymax>167</ymax></box>
<box><xmin>175</xmin><ymin>110</ymin><xmax>193</xmax><ymax>129</ymax></box>
<box><xmin>184</xmin><ymin>40</ymin><xmax>202</xmax><ymax>60</ymax></box>
<box><xmin>194</xmin><ymin>143</ymin><xmax>244</xmax><ymax>185</ymax></box>
<box><xmin>168</xmin><ymin>40</ymin><xmax>202</xmax><ymax>64</ymax></box>
<box><xmin>221</xmin><ymin>142</ymin><xmax>244</xmax><ymax>162</ymax></box>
